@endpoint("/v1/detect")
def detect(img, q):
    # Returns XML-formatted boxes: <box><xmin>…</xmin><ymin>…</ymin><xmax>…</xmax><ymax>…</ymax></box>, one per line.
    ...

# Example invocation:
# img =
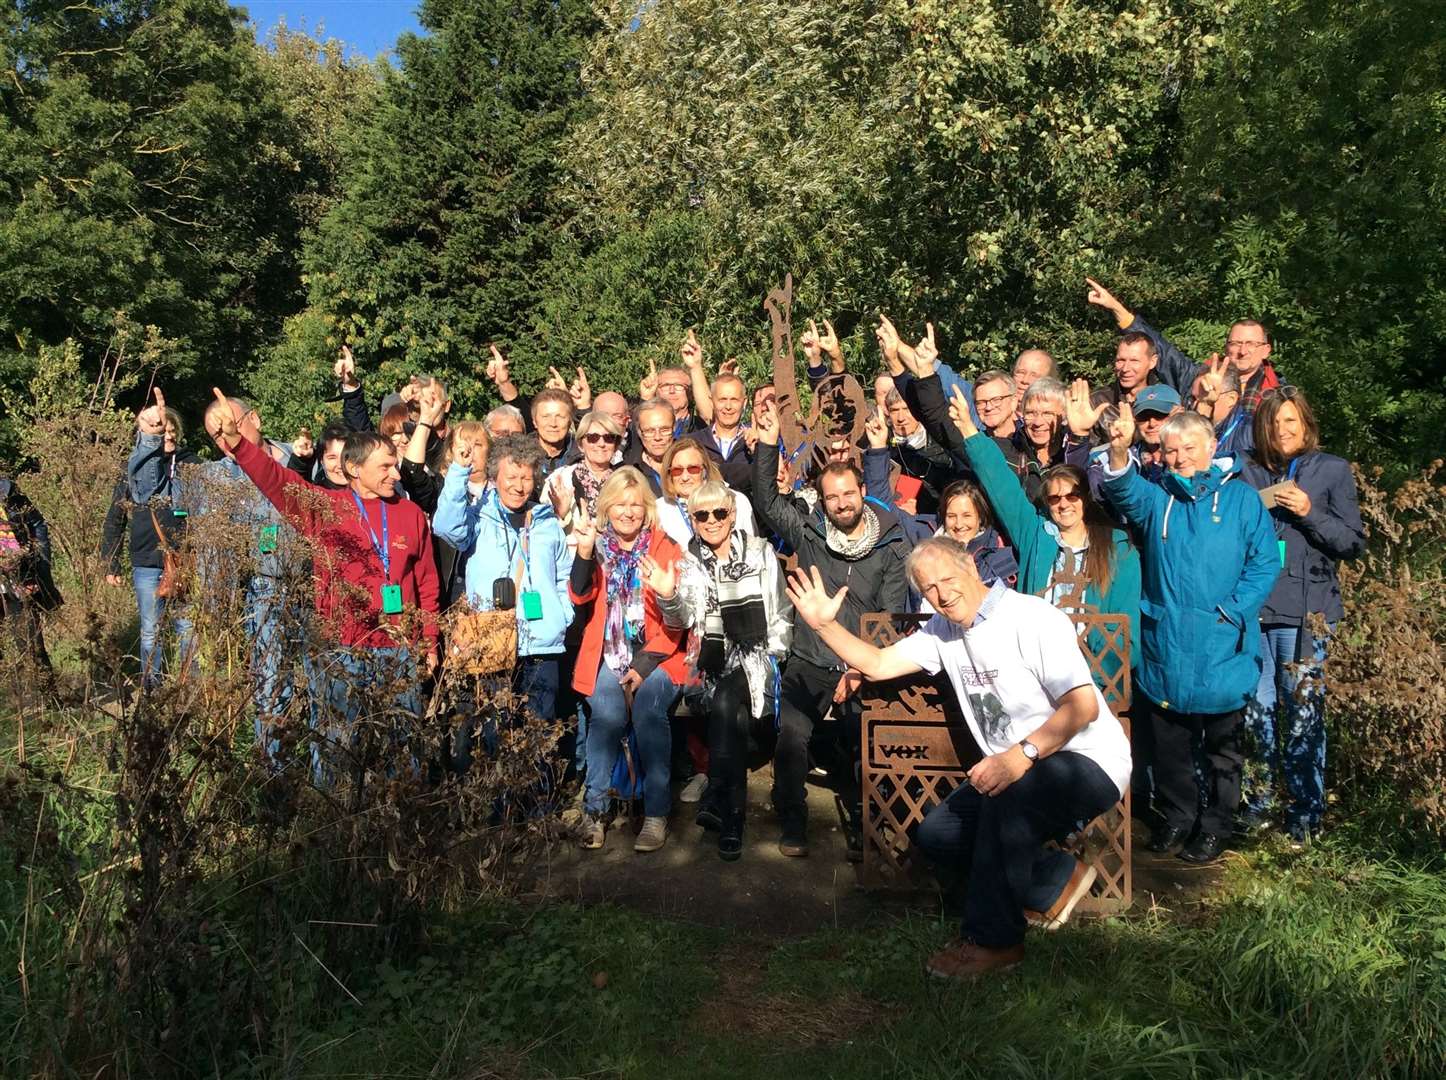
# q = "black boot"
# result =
<box><xmin>778</xmin><ymin>806</ymin><xmax>808</xmax><ymax>857</ymax></box>
<box><xmin>695</xmin><ymin>786</ymin><xmax>725</xmax><ymax>832</ymax></box>
<box><xmin>719</xmin><ymin>808</ymin><xmax>744</xmax><ymax>862</ymax></box>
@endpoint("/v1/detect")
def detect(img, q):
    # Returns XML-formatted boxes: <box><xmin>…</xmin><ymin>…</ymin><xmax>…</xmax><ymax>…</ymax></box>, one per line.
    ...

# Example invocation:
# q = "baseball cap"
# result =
<box><xmin>1133</xmin><ymin>384</ymin><xmax>1181</xmax><ymax>417</ymax></box>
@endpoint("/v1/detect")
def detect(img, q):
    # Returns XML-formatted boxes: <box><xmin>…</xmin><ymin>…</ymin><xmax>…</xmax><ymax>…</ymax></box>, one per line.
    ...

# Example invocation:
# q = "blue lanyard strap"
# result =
<box><xmin>1286</xmin><ymin>456</ymin><xmax>1301</xmax><ymax>482</ymax></box>
<box><xmin>493</xmin><ymin>489</ymin><xmax>532</xmax><ymax>585</ymax></box>
<box><xmin>351</xmin><ymin>491</ymin><xmax>390</xmax><ymax>582</ymax></box>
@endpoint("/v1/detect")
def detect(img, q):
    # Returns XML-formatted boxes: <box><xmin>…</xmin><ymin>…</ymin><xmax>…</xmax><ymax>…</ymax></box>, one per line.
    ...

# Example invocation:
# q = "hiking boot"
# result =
<box><xmin>1024</xmin><ymin>859</ymin><xmax>1097</xmax><ymax>932</ymax></box>
<box><xmin>678</xmin><ymin>773</ymin><xmax>710</xmax><ymax>804</ymax></box>
<box><xmin>718</xmin><ymin>809</ymin><xmax>744</xmax><ymax>862</ymax></box>
<box><xmin>1177</xmin><ymin>831</ymin><xmax>1227</xmax><ymax>865</ymax></box>
<box><xmin>925</xmin><ymin>939</ymin><xmax>1025</xmax><ymax>980</ymax></box>
<box><xmin>634</xmin><ymin>815</ymin><xmax>668</xmax><ymax>853</ymax></box>
<box><xmin>695</xmin><ymin>788</ymin><xmax>725</xmax><ymax>832</ymax></box>
<box><xmin>577</xmin><ymin>814</ymin><xmax>605</xmax><ymax>850</ymax></box>
<box><xmin>778</xmin><ymin>808</ymin><xmax>809</xmax><ymax>858</ymax></box>
<box><xmin>1147</xmin><ymin>823</ymin><xmax>1189</xmax><ymax>854</ymax></box>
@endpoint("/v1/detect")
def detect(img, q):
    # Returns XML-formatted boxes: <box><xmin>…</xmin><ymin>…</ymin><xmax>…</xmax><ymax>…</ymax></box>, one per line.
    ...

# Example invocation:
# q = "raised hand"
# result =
<box><xmin>786</xmin><ymin>564</ymin><xmax>848</xmax><ymax>630</ymax></box>
<box><xmin>209</xmin><ymin>387</ymin><xmax>242</xmax><ymax>449</ymax></box>
<box><xmin>418</xmin><ymin>383</ymin><xmax>447</xmax><ymax>428</ymax></box>
<box><xmin>1085</xmin><ymin>277</ymin><xmax>1133</xmax><ymax>328</ymax></box>
<box><xmin>546</xmin><ymin>366</ymin><xmax>569</xmax><ymax>392</ymax></box>
<box><xmin>547</xmin><ymin>471</ymin><xmax>574</xmax><ymax>521</ymax></box>
<box><xmin>292</xmin><ymin>429</ymin><xmax>314</xmax><ymax>458</ymax></box>
<box><xmin>818</xmin><ymin>318</ymin><xmax>843</xmax><ymax>371</ymax></box>
<box><xmin>948</xmin><ymin>383</ymin><xmax>979</xmax><ymax>439</ymax></box>
<box><xmin>573</xmin><ymin>505</ymin><xmax>597</xmax><ymax>559</ymax></box>
<box><xmin>1195</xmin><ymin>353</ymin><xmax>1228</xmax><ymax>406</ymax></box>
<box><xmin>800</xmin><ymin>319</ymin><xmax>822</xmax><ymax>366</ymax></box>
<box><xmin>1065</xmin><ymin>378</ymin><xmax>1109</xmax><ymax>437</ymax></box>
<box><xmin>485</xmin><ymin>344</ymin><xmax>511</xmax><ymax>386</ymax></box>
<box><xmin>753</xmin><ymin>397</ymin><xmax>779</xmax><ymax>445</ymax></box>
<box><xmin>639</xmin><ymin>554</ymin><xmax>677</xmax><ymax>599</ymax></box>
<box><xmin>876</xmin><ymin>315</ymin><xmax>902</xmax><ymax>370</ymax></box>
<box><xmin>864</xmin><ymin>407</ymin><xmax>889</xmax><ymax>450</ymax></box>
<box><xmin>452</xmin><ymin>435</ymin><xmax>477</xmax><ymax>470</ymax></box>
<box><xmin>679</xmin><ymin>329</ymin><xmax>704</xmax><ymax>371</ymax></box>
<box><xmin>569</xmin><ymin>366</ymin><xmax>592</xmax><ymax>411</ymax></box>
<box><xmin>335</xmin><ymin>345</ymin><xmax>359</xmax><ymax>391</ymax></box>
<box><xmin>639</xmin><ymin>356</ymin><xmax>658</xmax><ymax>401</ymax></box>
<box><xmin>912</xmin><ymin>322</ymin><xmax>938</xmax><ymax>376</ymax></box>
<box><xmin>137</xmin><ymin>386</ymin><xmax>166</xmax><ymax>435</ymax></box>
<box><xmin>719</xmin><ymin>357</ymin><xmax>740</xmax><ymax>377</ymax></box>
<box><xmin>1107</xmin><ymin>400</ymin><xmax>1136</xmax><ymax>471</ymax></box>
<box><xmin>399</xmin><ymin>377</ymin><xmax>423</xmax><ymax>406</ymax></box>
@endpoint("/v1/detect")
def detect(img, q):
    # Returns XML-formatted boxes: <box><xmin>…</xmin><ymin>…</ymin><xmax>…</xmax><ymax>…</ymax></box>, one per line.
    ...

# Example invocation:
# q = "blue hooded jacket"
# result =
<box><xmin>432</xmin><ymin>465</ymin><xmax>574</xmax><ymax>656</ymax></box>
<box><xmin>1102</xmin><ymin>458</ymin><xmax>1279</xmax><ymax>714</ymax></box>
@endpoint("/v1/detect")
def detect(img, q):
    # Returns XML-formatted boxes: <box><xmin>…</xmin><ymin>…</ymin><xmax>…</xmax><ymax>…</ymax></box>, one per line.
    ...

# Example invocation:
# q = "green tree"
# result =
<box><xmin>265</xmin><ymin>0</ymin><xmax>599</xmax><ymax>431</ymax></box>
<box><xmin>0</xmin><ymin>0</ymin><xmax>310</xmax><ymax>451</ymax></box>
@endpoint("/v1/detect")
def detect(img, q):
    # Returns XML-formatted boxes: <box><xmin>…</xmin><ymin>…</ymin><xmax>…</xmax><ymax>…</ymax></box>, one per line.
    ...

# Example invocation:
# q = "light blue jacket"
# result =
<box><xmin>1102</xmin><ymin>459</ymin><xmax>1279</xmax><ymax>714</ymax></box>
<box><xmin>432</xmin><ymin>465</ymin><xmax>574</xmax><ymax>656</ymax></box>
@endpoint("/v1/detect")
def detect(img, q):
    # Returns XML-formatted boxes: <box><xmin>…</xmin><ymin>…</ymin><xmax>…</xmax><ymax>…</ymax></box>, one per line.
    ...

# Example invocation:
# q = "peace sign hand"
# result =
<box><xmin>137</xmin><ymin>386</ymin><xmax>166</xmax><ymax>435</ymax></box>
<box><xmin>786</xmin><ymin>565</ymin><xmax>848</xmax><ymax>630</ymax></box>
<box><xmin>864</xmin><ymin>408</ymin><xmax>889</xmax><ymax>450</ymax></box>
<box><xmin>1196</xmin><ymin>353</ymin><xmax>1228</xmax><ymax>405</ymax></box>
<box><xmin>1065</xmin><ymin>378</ymin><xmax>1109</xmax><ymax>437</ymax></box>
<box><xmin>639</xmin><ymin>554</ymin><xmax>677</xmax><ymax>599</ymax></box>
<box><xmin>573</xmin><ymin>505</ymin><xmax>597</xmax><ymax>559</ymax></box>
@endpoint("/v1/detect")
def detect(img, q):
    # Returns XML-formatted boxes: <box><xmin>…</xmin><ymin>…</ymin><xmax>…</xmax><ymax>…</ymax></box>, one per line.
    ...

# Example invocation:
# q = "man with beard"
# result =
<box><xmin>750</xmin><ymin>398</ymin><xmax>910</xmax><ymax>860</ymax></box>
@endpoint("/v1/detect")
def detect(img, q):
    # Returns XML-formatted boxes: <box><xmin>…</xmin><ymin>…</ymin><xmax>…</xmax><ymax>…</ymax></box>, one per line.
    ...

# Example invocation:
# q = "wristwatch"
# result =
<box><xmin>1019</xmin><ymin>739</ymin><xmax>1040</xmax><ymax>763</ymax></box>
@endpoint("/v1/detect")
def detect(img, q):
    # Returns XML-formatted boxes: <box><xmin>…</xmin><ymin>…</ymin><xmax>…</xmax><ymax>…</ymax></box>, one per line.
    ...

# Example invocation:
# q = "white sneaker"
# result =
<box><xmin>634</xmin><ymin>815</ymin><xmax>668</xmax><ymax>853</ymax></box>
<box><xmin>577</xmin><ymin>814</ymin><xmax>605</xmax><ymax>850</ymax></box>
<box><xmin>678</xmin><ymin>773</ymin><xmax>710</xmax><ymax>804</ymax></box>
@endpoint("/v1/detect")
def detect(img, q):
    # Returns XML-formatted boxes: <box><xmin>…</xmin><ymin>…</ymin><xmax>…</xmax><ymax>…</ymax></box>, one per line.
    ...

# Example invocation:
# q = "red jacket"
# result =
<box><xmin>232</xmin><ymin>437</ymin><xmax>440</xmax><ymax>650</ymax></box>
<box><xmin>568</xmin><ymin>529</ymin><xmax>688</xmax><ymax>696</ymax></box>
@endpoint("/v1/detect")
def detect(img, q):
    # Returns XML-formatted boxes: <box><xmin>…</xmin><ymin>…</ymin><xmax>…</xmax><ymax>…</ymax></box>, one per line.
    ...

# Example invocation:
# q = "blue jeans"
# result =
<box><xmin>452</xmin><ymin>655</ymin><xmax>561</xmax><ymax>775</ymax></box>
<box><xmin>132</xmin><ymin>566</ymin><xmax>166</xmax><ymax>687</ymax></box>
<box><xmin>308</xmin><ymin>646</ymin><xmax>423</xmax><ymax>787</ymax></box>
<box><xmin>915</xmin><ymin>751</ymin><xmax>1119</xmax><ymax>948</ymax></box>
<box><xmin>247</xmin><ymin>586</ymin><xmax>302</xmax><ymax>760</ymax></box>
<box><xmin>583</xmin><ymin>664</ymin><xmax>679</xmax><ymax>818</ymax></box>
<box><xmin>1245</xmin><ymin>623</ymin><xmax>1330</xmax><ymax>833</ymax></box>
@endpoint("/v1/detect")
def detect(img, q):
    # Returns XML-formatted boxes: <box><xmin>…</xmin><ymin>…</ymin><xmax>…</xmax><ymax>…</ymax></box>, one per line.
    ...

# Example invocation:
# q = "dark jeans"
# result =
<box><xmin>771</xmin><ymin>657</ymin><xmax>860</xmax><ymax>820</ymax></box>
<box><xmin>916</xmin><ymin>751</ymin><xmax>1120</xmax><ymax>949</ymax></box>
<box><xmin>704</xmin><ymin>667</ymin><xmax>753</xmax><ymax>816</ymax></box>
<box><xmin>451</xmin><ymin>654</ymin><xmax>561</xmax><ymax>775</ymax></box>
<box><xmin>307</xmin><ymin>646</ymin><xmax>422</xmax><ymax>788</ymax></box>
<box><xmin>1</xmin><ymin>594</ymin><xmax>53</xmax><ymax>677</ymax></box>
<box><xmin>1147</xmin><ymin>702</ymin><xmax>1244</xmax><ymax>836</ymax></box>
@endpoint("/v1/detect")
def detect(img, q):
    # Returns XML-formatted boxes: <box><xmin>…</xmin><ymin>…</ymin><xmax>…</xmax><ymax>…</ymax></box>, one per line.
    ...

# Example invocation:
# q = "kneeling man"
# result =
<box><xmin>787</xmin><ymin>536</ymin><xmax>1130</xmax><ymax>979</ymax></box>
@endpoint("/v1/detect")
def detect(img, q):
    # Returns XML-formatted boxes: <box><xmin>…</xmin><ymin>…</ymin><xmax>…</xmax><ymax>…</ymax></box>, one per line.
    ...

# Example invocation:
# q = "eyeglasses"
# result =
<box><xmin>1045</xmin><ymin>491</ymin><xmax>1082</xmax><ymax>505</ymax></box>
<box><xmin>691</xmin><ymin>507</ymin><xmax>731</xmax><ymax>523</ymax></box>
<box><xmin>1226</xmin><ymin>339</ymin><xmax>1267</xmax><ymax>350</ymax></box>
<box><xmin>581</xmin><ymin>432</ymin><xmax>620</xmax><ymax>445</ymax></box>
<box><xmin>1022</xmin><ymin>410</ymin><xmax>1057</xmax><ymax>422</ymax></box>
<box><xmin>658</xmin><ymin>382</ymin><xmax>689</xmax><ymax>393</ymax></box>
<box><xmin>1265</xmin><ymin>384</ymin><xmax>1300</xmax><ymax>400</ymax></box>
<box><xmin>975</xmin><ymin>393</ymin><xmax>1014</xmax><ymax>410</ymax></box>
<box><xmin>670</xmin><ymin>463</ymin><xmax>705</xmax><ymax>477</ymax></box>
<box><xmin>639</xmin><ymin>426</ymin><xmax>672</xmax><ymax>438</ymax></box>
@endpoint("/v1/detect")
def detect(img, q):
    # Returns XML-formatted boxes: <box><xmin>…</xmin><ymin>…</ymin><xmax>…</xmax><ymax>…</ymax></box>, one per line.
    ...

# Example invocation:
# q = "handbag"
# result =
<box><xmin>149</xmin><ymin>508</ymin><xmax>188</xmax><ymax>601</ymax></box>
<box><xmin>447</xmin><ymin>514</ymin><xmax>529</xmax><ymax>676</ymax></box>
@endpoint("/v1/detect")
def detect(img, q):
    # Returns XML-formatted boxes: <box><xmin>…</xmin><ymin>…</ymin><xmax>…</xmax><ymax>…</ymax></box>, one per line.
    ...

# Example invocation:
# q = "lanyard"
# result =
<box><xmin>494</xmin><ymin>489</ymin><xmax>533</xmax><ymax>586</ymax></box>
<box><xmin>676</xmin><ymin>498</ymin><xmax>695</xmax><ymax>538</ymax></box>
<box><xmin>713</xmin><ymin>423</ymin><xmax>740</xmax><ymax>457</ymax></box>
<box><xmin>1286</xmin><ymin>456</ymin><xmax>1301</xmax><ymax>482</ymax></box>
<box><xmin>351</xmin><ymin>491</ymin><xmax>390</xmax><ymax>582</ymax></box>
<box><xmin>1218</xmin><ymin>411</ymin><xmax>1243</xmax><ymax>447</ymax></box>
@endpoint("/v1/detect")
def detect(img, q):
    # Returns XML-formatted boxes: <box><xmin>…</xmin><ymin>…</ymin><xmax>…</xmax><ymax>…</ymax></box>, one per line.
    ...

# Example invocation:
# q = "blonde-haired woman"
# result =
<box><xmin>546</xmin><ymin>409</ymin><xmax>622</xmax><ymax>534</ymax></box>
<box><xmin>649</xmin><ymin>481</ymin><xmax>791</xmax><ymax>860</ymax></box>
<box><xmin>568</xmin><ymin>467</ymin><xmax>688</xmax><ymax>852</ymax></box>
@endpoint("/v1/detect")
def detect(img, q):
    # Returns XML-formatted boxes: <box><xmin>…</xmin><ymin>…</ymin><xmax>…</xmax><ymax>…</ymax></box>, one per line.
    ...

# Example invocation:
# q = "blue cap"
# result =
<box><xmin>1133</xmin><ymin>383</ymin><xmax>1181</xmax><ymax>416</ymax></box>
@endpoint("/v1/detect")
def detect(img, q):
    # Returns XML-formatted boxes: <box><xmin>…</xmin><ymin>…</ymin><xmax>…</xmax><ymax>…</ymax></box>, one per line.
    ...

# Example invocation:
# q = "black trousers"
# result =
<box><xmin>770</xmin><ymin>657</ymin><xmax>860</xmax><ymax>819</ymax></box>
<box><xmin>704</xmin><ymin>667</ymin><xmax>752</xmax><ymax>816</ymax></box>
<box><xmin>1147</xmin><ymin>702</ymin><xmax>1244</xmax><ymax>835</ymax></box>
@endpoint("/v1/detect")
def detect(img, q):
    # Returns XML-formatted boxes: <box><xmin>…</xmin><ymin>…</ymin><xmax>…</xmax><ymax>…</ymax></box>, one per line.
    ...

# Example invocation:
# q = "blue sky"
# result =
<box><xmin>243</xmin><ymin>1</ymin><xmax>425</xmax><ymax>59</ymax></box>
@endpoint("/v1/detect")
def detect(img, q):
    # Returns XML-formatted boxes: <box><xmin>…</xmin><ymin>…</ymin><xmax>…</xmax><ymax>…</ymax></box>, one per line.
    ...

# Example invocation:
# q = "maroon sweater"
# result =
<box><xmin>232</xmin><ymin>438</ymin><xmax>440</xmax><ymax>650</ymax></box>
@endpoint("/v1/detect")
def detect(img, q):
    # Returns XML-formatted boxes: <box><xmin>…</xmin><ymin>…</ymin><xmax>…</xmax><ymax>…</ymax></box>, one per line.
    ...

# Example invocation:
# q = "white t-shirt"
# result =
<box><xmin>892</xmin><ymin>589</ymin><xmax>1131</xmax><ymax>797</ymax></box>
<box><xmin>657</xmin><ymin>490</ymin><xmax>756</xmax><ymax>550</ymax></box>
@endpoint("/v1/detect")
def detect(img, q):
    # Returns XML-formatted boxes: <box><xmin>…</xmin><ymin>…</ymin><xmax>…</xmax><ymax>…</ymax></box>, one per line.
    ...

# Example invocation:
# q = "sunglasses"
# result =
<box><xmin>1045</xmin><ymin>491</ymin><xmax>1082</xmax><ymax>506</ymax></box>
<box><xmin>581</xmin><ymin>432</ymin><xmax>620</xmax><ymax>445</ymax></box>
<box><xmin>670</xmin><ymin>463</ymin><xmax>705</xmax><ymax>477</ymax></box>
<box><xmin>691</xmin><ymin>507</ymin><xmax>731</xmax><ymax>523</ymax></box>
<box><xmin>1265</xmin><ymin>384</ymin><xmax>1301</xmax><ymax>400</ymax></box>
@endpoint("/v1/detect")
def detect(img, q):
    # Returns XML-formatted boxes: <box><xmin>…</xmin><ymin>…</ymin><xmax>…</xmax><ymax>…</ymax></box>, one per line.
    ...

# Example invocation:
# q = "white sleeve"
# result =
<box><xmin>1031</xmin><ymin>604</ymin><xmax>1096</xmax><ymax>702</ymax></box>
<box><xmin>890</xmin><ymin>619</ymin><xmax>947</xmax><ymax>676</ymax></box>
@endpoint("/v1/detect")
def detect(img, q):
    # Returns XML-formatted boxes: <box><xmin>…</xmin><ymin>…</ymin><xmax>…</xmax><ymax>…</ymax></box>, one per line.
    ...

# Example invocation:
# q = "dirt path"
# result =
<box><xmin>527</xmin><ymin>766</ymin><xmax>1222</xmax><ymax>936</ymax></box>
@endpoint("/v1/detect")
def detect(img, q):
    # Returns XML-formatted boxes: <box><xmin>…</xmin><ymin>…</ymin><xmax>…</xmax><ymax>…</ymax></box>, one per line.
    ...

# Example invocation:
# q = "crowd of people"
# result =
<box><xmin>0</xmin><ymin>277</ymin><xmax>1366</xmax><ymax>980</ymax></box>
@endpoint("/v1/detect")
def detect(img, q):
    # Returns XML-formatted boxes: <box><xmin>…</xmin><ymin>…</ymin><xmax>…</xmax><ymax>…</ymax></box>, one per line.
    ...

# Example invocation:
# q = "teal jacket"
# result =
<box><xmin>964</xmin><ymin>432</ymin><xmax>1141</xmax><ymax>685</ymax></box>
<box><xmin>1102</xmin><ymin>459</ymin><xmax>1279</xmax><ymax>715</ymax></box>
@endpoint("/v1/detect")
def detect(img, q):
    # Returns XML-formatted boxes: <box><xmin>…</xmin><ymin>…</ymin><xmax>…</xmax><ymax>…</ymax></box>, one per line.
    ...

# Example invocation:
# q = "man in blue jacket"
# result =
<box><xmin>1102</xmin><ymin>407</ymin><xmax>1279</xmax><ymax>864</ymax></box>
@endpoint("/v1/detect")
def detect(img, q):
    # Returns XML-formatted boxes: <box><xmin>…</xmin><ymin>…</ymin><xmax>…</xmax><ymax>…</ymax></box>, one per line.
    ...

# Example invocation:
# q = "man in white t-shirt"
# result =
<box><xmin>787</xmin><ymin>535</ymin><xmax>1130</xmax><ymax>980</ymax></box>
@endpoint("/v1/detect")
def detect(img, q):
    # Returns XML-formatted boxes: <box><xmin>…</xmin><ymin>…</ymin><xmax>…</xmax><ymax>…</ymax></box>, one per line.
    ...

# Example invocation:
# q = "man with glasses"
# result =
<box><xmin>628</xmin><ymin>400</ymin><xmax>677</xmax><ymax>496</ymax></box>
<box><xmin>971</xmin><ymin>369</ymin><xmax>1027</xmax><ymax>476</ymax></box>
<box><xmin>1011</xmin><ymin>348</ymin><xmax>1057</xmax><ymax>404</ymax></box>
<box><xmin>750</xmin><ymin>398</ymin><xmax>910</xmax><ymax>861</ymax></box>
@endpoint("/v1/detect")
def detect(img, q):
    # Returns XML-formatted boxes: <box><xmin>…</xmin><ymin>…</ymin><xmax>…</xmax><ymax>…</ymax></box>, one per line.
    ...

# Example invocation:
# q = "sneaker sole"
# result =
<box><xmin>926</xmin><ymin>957</ymin><xmax>1022</xmax><ymax>980</ymax></box>
<box><xmin>634</xmin><ymin>837</ymin><xmax>667</xmax><ymax>853</ymax></box>
<box><xmin>778</xmin><ymin>843</ymin><xmax>808</xmax><ymax>858</ymax></box>
<box><xmin>1030</xmin><ymin>865</ymin><xmax>1098</xmax><ymax>931</ymax></box>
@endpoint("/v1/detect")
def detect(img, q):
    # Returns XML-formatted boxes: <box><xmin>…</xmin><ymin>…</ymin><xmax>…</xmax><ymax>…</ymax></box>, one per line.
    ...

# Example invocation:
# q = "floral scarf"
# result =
<box><xmin>598</xmin><ymin>525</ymin><xmax>651</xmax><ymax>677</ymax></box>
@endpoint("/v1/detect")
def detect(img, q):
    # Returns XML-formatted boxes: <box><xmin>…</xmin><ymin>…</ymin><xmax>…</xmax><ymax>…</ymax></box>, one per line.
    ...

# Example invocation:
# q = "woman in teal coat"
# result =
<box><xmin>948</xmin><ymin>388</ymin><xmax>1141</xmax><ymax>692</ymax></box>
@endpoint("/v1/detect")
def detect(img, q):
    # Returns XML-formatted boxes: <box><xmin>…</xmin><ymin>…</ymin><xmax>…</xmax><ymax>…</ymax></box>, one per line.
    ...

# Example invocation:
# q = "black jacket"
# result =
<box><xmin>100</xmin><ymin>448</ymin><xmax>199</xmax><ymax>573</ymax></box>
<box><xmin>1</xmin><ymin>478</ymin><xmax>62</xmax><ymax>610</ymax></box>
<box><xmin>750</xmin><ymin>440</ymin><xmax>911</xmax><ymax>671</ymax></box>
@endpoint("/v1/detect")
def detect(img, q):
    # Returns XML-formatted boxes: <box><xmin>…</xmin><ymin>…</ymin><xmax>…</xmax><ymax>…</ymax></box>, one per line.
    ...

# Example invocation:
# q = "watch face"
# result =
<box><xmin>1022</xmin><ymin>741</ymin><xmax>1039</xmax><ymax>760</ymax></box>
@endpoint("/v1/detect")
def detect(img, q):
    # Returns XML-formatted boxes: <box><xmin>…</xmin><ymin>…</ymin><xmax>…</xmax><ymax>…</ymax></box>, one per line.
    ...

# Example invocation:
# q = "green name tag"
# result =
<box><xmin>1278</xmin><ymin>539</ymin><xmax>1288</xmax><ymax>568</ymax></box>
<box><xmin>380</xmin><ymin>584</ymin><xmax>403</xmax><ymax>615</ymax></box>
<box><xmin>258</xmin><ymin>524</ymin><xmax>278</xmax><ymax>554</ymax></box>
<box><xmin>520</xmin><ymin>590</ymin><xmax>543</xmax><ymax>621</ymax></box>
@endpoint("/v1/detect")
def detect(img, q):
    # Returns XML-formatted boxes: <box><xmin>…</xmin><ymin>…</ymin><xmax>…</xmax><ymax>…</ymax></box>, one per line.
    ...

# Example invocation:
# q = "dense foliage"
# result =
<box><xmin>1</xmin><ymin>0</ymin><xmax>1442</xmax><ymax>465</ymax></box>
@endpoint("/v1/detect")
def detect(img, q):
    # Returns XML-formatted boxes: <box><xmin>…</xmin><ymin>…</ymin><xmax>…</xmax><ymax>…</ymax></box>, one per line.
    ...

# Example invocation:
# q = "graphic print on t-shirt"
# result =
<box><xmin>967</xmin><ymin>690</ymin><xmax>1010</xmax><ymax>744</ymax></box>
